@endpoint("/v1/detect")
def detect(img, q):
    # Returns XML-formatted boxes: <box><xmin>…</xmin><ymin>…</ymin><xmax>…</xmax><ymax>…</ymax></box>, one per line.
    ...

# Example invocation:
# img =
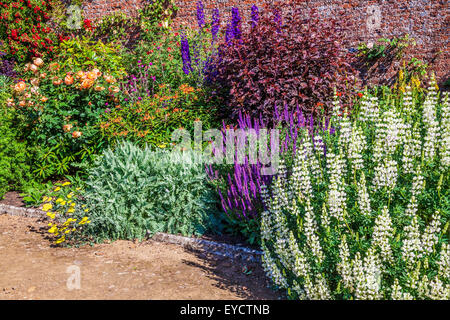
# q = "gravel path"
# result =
<box><xmin>0</xmin><ymin>214</ymin><xmax>281</xmax><ymax>300</ymax></box>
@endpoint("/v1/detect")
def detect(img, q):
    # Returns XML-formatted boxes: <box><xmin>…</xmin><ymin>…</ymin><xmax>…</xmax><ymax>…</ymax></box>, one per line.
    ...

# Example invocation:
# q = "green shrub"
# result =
<box><xmin>0</xmin><ymin>76</ymin><xmax>35</xmax><ymax>198</ymax></box>
<box><xmin>74</xmin><ymin>141</ymin><xmax>219</xmax><ymax>241</ymax></box>
<box><xmin>260</xmin><ymin>78</ymin><xmax>449</xmax><ymax>300</ymax></box>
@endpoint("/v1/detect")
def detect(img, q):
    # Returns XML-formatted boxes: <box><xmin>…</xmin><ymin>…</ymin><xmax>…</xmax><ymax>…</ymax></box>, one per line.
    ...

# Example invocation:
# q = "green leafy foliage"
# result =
<box><xmin>0</xmin><ymin>76</ymin><xmax>36</xmax><ymax>198</ymax></box>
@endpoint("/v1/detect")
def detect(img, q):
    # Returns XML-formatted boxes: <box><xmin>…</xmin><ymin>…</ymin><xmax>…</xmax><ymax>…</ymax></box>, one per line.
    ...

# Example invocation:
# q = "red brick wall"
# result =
<box><xmin>81</xmin><ymin>0</ymin><xmax>449</xmax><ymax>85</ymax></box>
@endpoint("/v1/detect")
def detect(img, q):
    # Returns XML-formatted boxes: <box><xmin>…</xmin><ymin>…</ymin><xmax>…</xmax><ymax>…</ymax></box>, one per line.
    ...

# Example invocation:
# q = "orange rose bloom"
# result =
<box><xmin>80</xmin><ymin>79</ymin><xmax>94</xmax><ymax>89</ymax></box>
<box><xmin>49</xmin><ymin>62</ymin><xmax>60</xmax><ymax>71</ymax></box>
<box><xmin>92</xmin><ymin>68</ymin><xmax>102</xmax><ymax>77</ymax></box>
<box><xmin>33</xmin><ymin>58</ymin><xmax>44</xmax><ymax>66</ymax></box>
<box><xmin>40</xmin><ymin>96</ymin><xmax>48</xmax><ymax>103</ymax></box>
<box><xmin>72</xmin><ymin>131</ymin><xmax>82</xmax><ymax>138</ymax></box>
<box><xmin>14</xmin><ymin>81</ymin><xmax>27</xmax><ymax>93</ymax></box>
<box><xmin>104</xmin><ymin>75</ymin><xmax>115</xmax><ymax>84</ymax></box>
<box><xmin>53</xmin><ymin>77</ymin><xmax>62</xmax><ymax>85</ymax></box>
<box><xmin>76</xmin><ymin>70</ymin><xmax>85</xmax><ymax>79</ymax></box>
<box><xmin>6</xmin><ymin>98</ymin><xmax>14</xmax><ymax>107</ymax></box>
<box><xmin>86</xmin><ymin>71</ymin><xmax>97</xmax><ymax>80</ymax></box>
<box><xmin>64</xmin><ymin>74</ymin><xmax>74</xmax><ymax>85</ymax></box>
<box><xmin>18</xmin><ymin>100</ymin><xmax>26</xmax><ymax>107</ymax></box>
<box><xmin>30</xmin><ymin>78</ymin><xmax>40</xmax><ymax>86</ymax></box>
<box><xmin>40</xmin><ymin>72</ymin><xmax>47</xmax><ymax>79</ymax></box>
<box><xmin>63</xmin><ymin>124</ymin><xmax>73</xmax><ymax>133</ymax></box>
<box><xmin>30</xmin><ymin>64</ymin><xmax>39</xmax><ymax>73</ymax></box>
<box><xmin>108</xmin><ymin>86</ymin><xmax>120</xmax><ymax>94</ymax></box>
<box><xmin>94</xmin><ymin>85</ymin><xmax>105</xmax><ymax>91</ymax></box>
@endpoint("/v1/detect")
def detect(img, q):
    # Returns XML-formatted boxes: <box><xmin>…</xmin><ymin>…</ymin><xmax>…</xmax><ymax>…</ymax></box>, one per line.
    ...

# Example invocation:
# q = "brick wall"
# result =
<box><xmin>81</xmin><ymin>0</ymin><xmax>449</xmax><ymax>85</ymax></box>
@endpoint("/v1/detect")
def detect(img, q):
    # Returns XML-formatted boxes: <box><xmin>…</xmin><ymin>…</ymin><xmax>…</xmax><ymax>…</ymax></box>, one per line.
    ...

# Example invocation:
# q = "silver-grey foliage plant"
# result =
<box><xmin>80</xmin><ymin>141</ymin><xmax>218</xmax><ymax>241</ymax></box>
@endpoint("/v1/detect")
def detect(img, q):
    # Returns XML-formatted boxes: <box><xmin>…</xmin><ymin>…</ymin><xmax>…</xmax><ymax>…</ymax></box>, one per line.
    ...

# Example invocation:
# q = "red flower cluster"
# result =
<box><xmin>83</xmin><ymin>19</ymin><xmax>94</xmax><ymax>32</ymax></box>
<box><xmin>0</xmin><ymin>0</ymin><xmax>56</xmax><ymax>62</ymax></box>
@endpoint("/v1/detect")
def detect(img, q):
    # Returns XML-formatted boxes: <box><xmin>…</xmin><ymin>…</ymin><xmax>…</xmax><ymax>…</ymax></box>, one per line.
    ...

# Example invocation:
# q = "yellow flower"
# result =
<box><xmin>54</xmin><ymin>187</ymin><xmax>61</xmax><ymax>192</ymax></box>
<box><xmin>67</xmin><ymin>208</ymin><xmax>75</xmax><ymax>214</ymax></box>
<box><xmin>48</xmin><ymin>226</ymin><xmax>57</xmax><ymax>234</ymax></box>
<box><xmin>42</xmin><ymin>196</ymin><xmax>49</xmax><ymax>202</ymax></box>
<box><xmin>42</xmin><ymin>203</ymin><xmax>53</xmax><ymax>212</ymax></box>
<box><xmin>62</xmin><ymin>182</ymin><xmax>71</xmax><ymax>186</ymax></box>
<box><xmin>55</xmin><ymin>198</ymin><xmax>64</xmax><ymax>204</ymax></box>
<box><xmin>67</xmin><ymin>193</ymin><xmax>73</xmax><ymax>199</ymax></box>
<box><xmin>84</xmin><ymin>209</ymin><xmax>89</xmax><ymax>212</ymax></box>
<box><xmin>46</xmin><ymin>212</ymin><xmax>56</xmax><ymax>219</ymax></box>
<box><xmin>55</xmin><ymin>236</ymin><xmax>66</xmax><ymax>244</ymax></box>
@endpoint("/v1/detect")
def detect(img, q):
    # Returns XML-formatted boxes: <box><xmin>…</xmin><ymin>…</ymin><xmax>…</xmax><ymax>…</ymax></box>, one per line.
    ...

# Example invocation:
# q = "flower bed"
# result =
<box><xmin>0</xmin><ymin>0</ymin><xmax>448</xmax><ymax>300</ymax></box>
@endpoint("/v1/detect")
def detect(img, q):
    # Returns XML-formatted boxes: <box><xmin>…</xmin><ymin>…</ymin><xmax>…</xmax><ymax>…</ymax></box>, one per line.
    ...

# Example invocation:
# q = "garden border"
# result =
<box><xmin>0</xmin><ymin>203</ymin><xmax>263</xmax><ymax>263</ymax></box>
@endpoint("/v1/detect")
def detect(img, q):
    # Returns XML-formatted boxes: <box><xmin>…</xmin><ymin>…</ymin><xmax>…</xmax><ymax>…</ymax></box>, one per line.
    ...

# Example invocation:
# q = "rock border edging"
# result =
<box><xmin>0</xmin><ymin>203</ymin><xmax>262</xmax><ymax>263</ymax></box>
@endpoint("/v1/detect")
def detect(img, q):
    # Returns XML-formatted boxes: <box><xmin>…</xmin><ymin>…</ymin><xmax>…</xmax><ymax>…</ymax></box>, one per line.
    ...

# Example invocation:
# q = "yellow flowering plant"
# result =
<box><xmin>41</xmin><ymin>181</ymin><xmax>91</xmax><ymax>245</ymax></box>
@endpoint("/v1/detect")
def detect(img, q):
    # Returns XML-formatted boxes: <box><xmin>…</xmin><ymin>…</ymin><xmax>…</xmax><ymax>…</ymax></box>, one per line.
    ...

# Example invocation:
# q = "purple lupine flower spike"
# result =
<box><xmin>251</xmin><ymin>5</ymin><xmax>259</xmax><ymax>28</ymax></box>
<box><xmin>180</xmin><ymin>33</ymin><xmax>192</xmax><ymax>75</ymax></box>
<box><xmin>231</xmin><ymin>7</ymin><xmax>242</xmax><ymax>39</ymax></box>
<box><xmin>211</xmin><ymin>8</ymin><xmax>220</xmax><ymax>42</ymax></box>
<box><xmin>196</xmin><ymin>1</ymin><xmax>205</xmax><ymax>29</ymax></box>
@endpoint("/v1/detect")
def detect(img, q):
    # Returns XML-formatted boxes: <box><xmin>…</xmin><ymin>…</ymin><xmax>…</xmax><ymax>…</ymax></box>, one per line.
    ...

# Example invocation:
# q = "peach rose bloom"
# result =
<box><xmin>64</xmin><ymin>74</ymin><xmax>74</xmax><ymax>85</ymax></box>
<box><xmin>53</xmin><ymin>77</ymin><xmax>62</xmax><ymax>85</ymax></box>
<box><xmin>24</xmin><ymin>63</ymin><xmax>31</xmax><ymax>72</ymax></box>
<box><xmin>40</xmin><ymin>72</ymin><xmax>47</xmax><ymax>79</ymax></box>
<box><xmin>86</xmin><ymin>71</ymin><xmax>97</xmax><ymax>80</ymax></box>
<box><xmin>104</xmin><ymin>75</ymin><xmax>115</xmax><ymax>84</ymax></box>
<box><xmin>92</xmin><ymin>68</ymin><xmax>102</xmax><ymax>77</ymax></box>
<box><xmin>94</xmin><ymin>85</ymin><xmax>105</xmax><ymax>91</ymax></box>
<box><xmin>63</xmin><ymin>124</ymin><xmax>73</xmax><ymax>133</ymax></box>
<box><xmin>30</xmin><ymin>78</ymin><xmax>40</xmax><ymax>86</ymax></box>
<box><xmin>72</xmin><ymin>131</ymin><xmax>82</xmax><ymax>138</ymax></box>
<box><xmin>81</xmin><ymin>79</ymin><xmax>94</xmax><ymax>89</ymax></box>
<box><xmin>108</xmin><ymin>86</ymin><xmax>120</xmax><ymax>94</ymax></box>
<box><xmin>14</xmin><ymin>81</ymin><xmax>27</xmax><ymax>93</ymax></box>
<box><xmin>30</xmin><ymin>64</ymin><xmax>39</xmax><ymax>73</ymax></box>
<box><xmin>49</xmin><ymin>62</ymin><xmax>60</xmax><ymax>71</ymax></box>
<box><xmin>30</xmin><ymin>87</ymin><xmax>39</xmax><ymax>95</ymax></box>
<box><xmin>33</xmin><ymin>58</ymin><xmax>44</xmax><ymax>66</ymax></box>
<box><xmin>19</xmin><ymin>100</ymin><xmax>26</xmax><ymax>107</ymax></box>
<box><xmin>40</xmin><ymin>96</ymin><xmax>48</xmax><ymax>103</ymax></box>
<box><xmin>76</xmin><ymin>70</ymin><xmax>85</xmax><ymax>79</ymax></box>
<box><xmin>6</xmin><ymin>98</ymin><xmax>14</xmax><ymax>107</ymax></box>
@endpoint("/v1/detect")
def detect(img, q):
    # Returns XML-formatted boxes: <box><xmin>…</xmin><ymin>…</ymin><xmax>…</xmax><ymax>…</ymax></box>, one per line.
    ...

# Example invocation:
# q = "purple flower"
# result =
<box><xmin>196</xmin><ymin>1</ymin><xmax>205</xmax><ymax>29</ymax></box>
<box><xmin>251</xmin><ymin>5</ymin><xmax>259</xmax><ymax>28</ymax></box>
<box><xmin>180</xmin><ymin>33</ymin><xmax>192</xmax><ymax>75</ymax></box>
<box><xmin>231</xmin><ymin>7</ymin><xmax>242</xmax><ymax>40</ymax></box>
<box><xmin>211</xmin><ymin>8</ymin><xmax>220</xmax><ymax>42</ymax></box>
<box><xmin>225</xmin><ymin>22</ymin><xmax>233</xmax><ymax>45</ymax></box>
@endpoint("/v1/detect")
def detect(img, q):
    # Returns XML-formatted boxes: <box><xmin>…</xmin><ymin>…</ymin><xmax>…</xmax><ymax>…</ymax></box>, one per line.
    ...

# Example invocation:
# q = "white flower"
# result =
<box><xmin>373</xmin><ymin>206</ymin><xmax>394</xmax><ymax>262</ymax></box>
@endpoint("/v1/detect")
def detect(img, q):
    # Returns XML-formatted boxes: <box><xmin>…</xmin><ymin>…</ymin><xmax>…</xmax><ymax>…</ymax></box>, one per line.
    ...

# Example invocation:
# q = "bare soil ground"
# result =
<box><xmin>0</xmin><ymin>214</ymin><xmax>282</xmax><ymax>300</ymax></box>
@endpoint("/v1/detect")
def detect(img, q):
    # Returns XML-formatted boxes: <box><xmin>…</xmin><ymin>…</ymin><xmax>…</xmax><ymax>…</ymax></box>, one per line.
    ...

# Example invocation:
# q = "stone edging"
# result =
<box><xmin>0</xmin><ymin>203</ymin><xmax>262</xmax><ymax>263</ymax></box>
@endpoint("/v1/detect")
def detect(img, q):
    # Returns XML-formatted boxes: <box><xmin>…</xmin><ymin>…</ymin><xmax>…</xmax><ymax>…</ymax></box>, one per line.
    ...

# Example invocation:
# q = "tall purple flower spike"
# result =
<box><xmin>251</xmin><ymin>5</ymin><xmax>259</xmax><ymax>28</ymax></box>
<box><xmin>211</xmin><ymin>8</ymin><xmax>220</xmax><ymax>42</ymax></box>
<box><xmin>231</xmin><ymin>7</ymin><xmax>242</xmax><ymax>40</ymax></box>
<box><xmin>180</xmin><ymin>33</ymin><xmax>192</xmax><ymax>75</ymax></box>
<box><xmin>196</xmin><ymin>1</ymin><xmax>205</xmax><ymax>29</ymax></box>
